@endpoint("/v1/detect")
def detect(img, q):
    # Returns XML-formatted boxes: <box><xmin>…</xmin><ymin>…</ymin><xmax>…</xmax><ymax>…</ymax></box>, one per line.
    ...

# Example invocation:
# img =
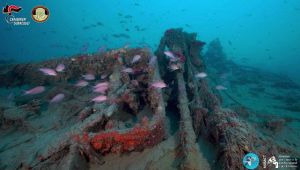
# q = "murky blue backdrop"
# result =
<box><xmin>1</xmin><ymin>0</ymin><xmax>300</xmax><ymax>82</ymax></box>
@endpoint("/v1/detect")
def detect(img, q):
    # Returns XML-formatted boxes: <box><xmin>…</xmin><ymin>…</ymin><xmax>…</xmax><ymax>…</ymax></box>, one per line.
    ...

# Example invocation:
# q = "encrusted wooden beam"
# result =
<box><xmin>177</xmin><ymin>72</ymin><xmax>210</xmax><ymax>170</ymax></box>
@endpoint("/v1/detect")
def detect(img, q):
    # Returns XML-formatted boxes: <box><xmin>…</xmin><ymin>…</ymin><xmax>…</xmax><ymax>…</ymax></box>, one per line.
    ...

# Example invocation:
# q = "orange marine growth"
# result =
<box><xmin>90</xmin><ymin>118</ymin><xmax>165</xmax><ymax>154</ymax></box>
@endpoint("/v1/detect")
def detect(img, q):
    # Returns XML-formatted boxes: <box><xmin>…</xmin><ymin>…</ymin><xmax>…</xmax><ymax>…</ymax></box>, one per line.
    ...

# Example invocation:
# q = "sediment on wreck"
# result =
<box><xmin>155</xmin><ymin>28</ymin><xmax>299</xmax><ymax>170</ymax></box>
<box><xmin>0</xmin><ymin>48</ymin><xmax>167</xmax><ymax>169</ymax></box>
<box><xmin>1</xmin><ymin>29</ymin><xmax>298</xmax><ymax>170</ymax></box>
<box><xmin>155</xmin><ymin>28</ymin><xmax>210</xmax><ymax>169</ymax></box>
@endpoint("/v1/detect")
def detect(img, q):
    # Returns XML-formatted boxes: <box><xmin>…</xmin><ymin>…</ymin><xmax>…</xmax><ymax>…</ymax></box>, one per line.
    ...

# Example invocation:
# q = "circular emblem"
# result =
<box><xmin>31</xmin><ymin>6</ymin><xmax>49</xmax><ymax>23</ymax></box>
<box><xmin>243</xmin><ymin>153</ymin><xmax>260</xmax><ymax>169</ymax></box>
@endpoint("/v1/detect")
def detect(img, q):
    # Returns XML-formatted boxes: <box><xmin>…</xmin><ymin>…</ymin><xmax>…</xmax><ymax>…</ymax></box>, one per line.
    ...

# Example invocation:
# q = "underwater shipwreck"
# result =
<box><xmin>0</xmin><ymin>29</ymin><xmax>299</xmax><ymax>170</ymax></box>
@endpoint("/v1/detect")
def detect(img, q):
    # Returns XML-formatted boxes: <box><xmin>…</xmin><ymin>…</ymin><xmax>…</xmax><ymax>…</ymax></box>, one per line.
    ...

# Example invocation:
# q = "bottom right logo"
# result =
<box><xmin>263</xmin><ymin>155</ymin><xmax>298</xmax><ymax>169</ymax></box>
<box><xmin>267</xmin><ymin>156</ymin><xmax>279</xmax><ymax>168</ymax></box>
<box><xmin>243</xmin><ymin>153</ymin><xmax>260</xmax><ymax>169</ymax></box>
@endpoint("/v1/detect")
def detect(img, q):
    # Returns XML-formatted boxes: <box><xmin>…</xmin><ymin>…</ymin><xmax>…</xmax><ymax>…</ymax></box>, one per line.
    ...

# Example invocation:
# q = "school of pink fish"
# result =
<box><xmin>22</xmin><ymin>52</ymin><xmax>212</xmax><ymax>106</ymax></box>
<box><xmin>38</xmin><ymin>63</ymin><xmax>66</xmax><ymax>76</ymax></box>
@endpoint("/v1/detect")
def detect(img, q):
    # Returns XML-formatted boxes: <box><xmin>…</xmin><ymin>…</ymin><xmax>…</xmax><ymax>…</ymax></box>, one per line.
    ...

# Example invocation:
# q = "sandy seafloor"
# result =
<box><xmin>212</xmin><ymin>69</ymin><xmax>300</xmax><ymax>153</ymax></box>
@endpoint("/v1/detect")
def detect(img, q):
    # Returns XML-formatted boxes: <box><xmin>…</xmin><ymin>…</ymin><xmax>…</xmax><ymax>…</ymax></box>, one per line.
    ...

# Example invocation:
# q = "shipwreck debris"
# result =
<box><xmin>0</xmin><ymin>28</ymin><xmax>299</xmax><ymax>170</ymax></box>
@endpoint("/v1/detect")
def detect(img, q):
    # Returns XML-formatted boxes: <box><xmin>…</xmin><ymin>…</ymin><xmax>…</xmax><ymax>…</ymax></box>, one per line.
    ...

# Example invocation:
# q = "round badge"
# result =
<box><xmin>32</xmin><ymin>6</ymin><xmax>49</xmax><ymax>23</ymax></box>
<box><xmin>243</xmin><ymin>152</ymin><xmax>260</xmax><ymax>169</ymax></box>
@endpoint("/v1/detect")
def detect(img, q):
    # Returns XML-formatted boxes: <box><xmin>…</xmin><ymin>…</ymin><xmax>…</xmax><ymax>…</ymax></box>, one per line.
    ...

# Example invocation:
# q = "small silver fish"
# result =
<box><xmin>216</xmin><ymin>85</ymin><xmax>227</xmax><ymax>90</ymax></box>
<box><xmin>195</xmin><ymin>72</ymin><xmax>207</xmax><ymax>78</ymax></box>
<box><xmin>124</xmin><ymin>44</ymin><xmax>130</xmax><ymax>49</ymax></box>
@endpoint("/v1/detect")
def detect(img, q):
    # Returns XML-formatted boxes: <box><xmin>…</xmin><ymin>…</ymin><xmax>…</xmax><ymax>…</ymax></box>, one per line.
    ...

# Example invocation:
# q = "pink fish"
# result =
<box><xmin>50</xmin><ymin>93</ymin><xmax>65</xmax><ymax>103</ymax></box>
<box><xmin>216</xmin><ymin>85</ymin><xmax>227</xmax><ymax>90</ymax></box>
<box><xmin>149</xmin><ymin>55</ymin><xmax>157</xmax><ymax>66</ymax></box>
<box><xmin>101</xmin><ymin>74</ymin><xmax>108</xmax><ymax>79</ymax></box>
<box><xmin>24</xmin><ymin>86</ymin><xmax>45</xmax><ymax>95</ymax></box>
<box><xmin>195</xmin><ymin>72</ymin><xmax>207</xmax><ymax>78</ymax></box>
<box><xmin>91</xmin><ymin>95</ymin><xmax>107</xmax><ymax>103</ymax></box>
<box><xmin>131</xmin><ymin>80</ymin><xmax>139</xmax><ymax>86</ymax></box>
<box><xmin>82</xmin><ymin>74</ymin><xmax>95</xmax><ymax>81</ymax></box>
<box><xmin>164</xmin><ymin>51</ymin><xmax>177</xmax><ymax>61</ymax></box>
<box><xmin>75</xmin><ymin>80</ymin><xmax>89</xmax><ymax>87</ymax></box>
<box><xmin>151</xmin><ymin>81</ymin><xmax>167</xmax><ymax>89</ymax></box>
<box><xmin>168</xmin><ymin>64</ymin><xmax>180</xmax><ymax>71</ymax></box>
<box><xmin>94</xmin><ymin>82</ymin><xmax>109</xmax><ymax>88</ymax></box>
<box><xmin>93</xmin><ymin>82</ymin><xmax>109</xmax><ymax>94</ymax></box>
<box><xmin>39</xmin><ymin>68</ymin><xmax>57</xmax><ymax>76</ymax></box>
<box><xmin>131</xmin><ymin>54</ymin><xmax>141</xmax><ymax>64</ymax></box>
<box><xmin>94</xmin><ymin>86</ymin><xmax>109</xmax><ymax>94</ymax></box>
<box><xmin>122</xmin><ymin>67</ymin><xmax>134</xmax><ymax>73</ymax></box>
<box><xmin>55</xmin><ymin>64</ymin><xmax>65</xmax><ymax>72</ymax></box>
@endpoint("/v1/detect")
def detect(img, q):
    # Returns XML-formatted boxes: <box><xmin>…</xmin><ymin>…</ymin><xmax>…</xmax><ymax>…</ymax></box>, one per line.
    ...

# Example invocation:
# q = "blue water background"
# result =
<box><xmin>1</xmin><ymin>0</ymin><xmax>300</xmax><ymax>82</ymax></box>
